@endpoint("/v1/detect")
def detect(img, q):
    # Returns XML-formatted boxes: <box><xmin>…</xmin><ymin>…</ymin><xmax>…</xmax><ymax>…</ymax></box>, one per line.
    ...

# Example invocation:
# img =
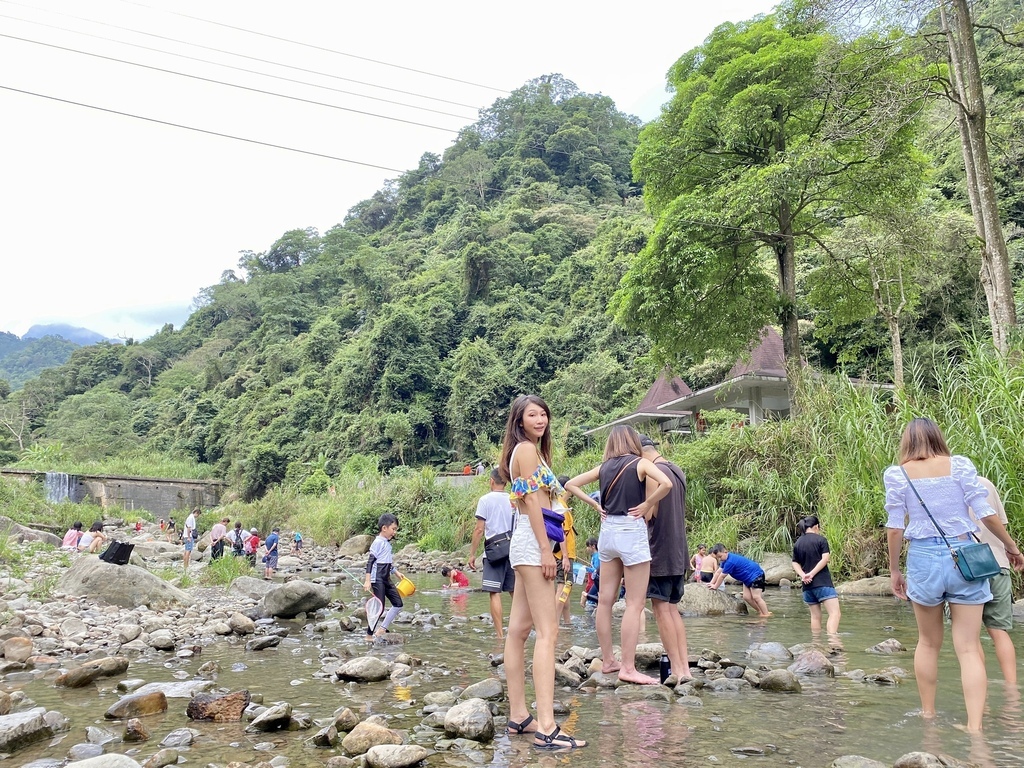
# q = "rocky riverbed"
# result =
<box><xmin>0</xmin><ymin>519</ymin><xmax>1019</xmax><ymax>767</ymax></box>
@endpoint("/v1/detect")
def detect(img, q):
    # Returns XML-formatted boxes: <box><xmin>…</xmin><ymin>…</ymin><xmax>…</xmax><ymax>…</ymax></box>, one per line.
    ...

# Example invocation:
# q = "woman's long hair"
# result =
<box><xmin>499</xmin><ymin>395</ymin><xmax>552</xmax><ymax>482</ymax></box>
<box><xmin>602</xmin><ymin>424</ymin><xmax>642</xmax><ymax>462</ymax></box>
<box><xmin>899</xmin><ymin>417</ymin><xmax>951</xmax><ymax>464</ymax></box>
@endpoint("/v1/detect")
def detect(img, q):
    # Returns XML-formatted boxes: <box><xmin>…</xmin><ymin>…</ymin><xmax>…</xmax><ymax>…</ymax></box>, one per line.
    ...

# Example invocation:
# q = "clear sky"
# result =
<box><xmin>0</xmin><ymin>0</ymin><xmax>777</xmax><ymax>341</ymax></box>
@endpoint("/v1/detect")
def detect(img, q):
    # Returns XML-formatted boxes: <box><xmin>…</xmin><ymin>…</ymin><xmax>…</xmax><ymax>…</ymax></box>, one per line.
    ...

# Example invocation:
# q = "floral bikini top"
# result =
<box><xmin>508</xmin><ymin>444</ymin><xmax>563</xmax><ymax>502</ymax></box>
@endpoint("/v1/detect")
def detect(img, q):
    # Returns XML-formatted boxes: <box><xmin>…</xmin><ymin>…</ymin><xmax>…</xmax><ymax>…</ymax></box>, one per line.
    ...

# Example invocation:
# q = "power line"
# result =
<box><xmin>0</xmin><ymin>32</ymin><xmax>463</xmax><ymax>134</ymax></box>
<box><xmin>0</xmin><ymin>0</ymin><xmax>486</xmax><ymax>110</ymax></box>
<box><xmin>0</xmin><ymin>83</ymin><xmax>409</xmax><ymax>172</ymax></box>
<box><xmin>116</xmin><ymin>0</ymin><xmax>510</xmax><ymax>94</ymax></box>
<box><xmin>0</xmin><ymin>12</ymin><xmax>478</xmax><ymax>121</ymax></box>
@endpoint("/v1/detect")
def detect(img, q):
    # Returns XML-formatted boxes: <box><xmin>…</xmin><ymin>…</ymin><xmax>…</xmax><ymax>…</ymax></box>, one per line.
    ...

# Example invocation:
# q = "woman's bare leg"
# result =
<box><xmin>596</xmin><ymin>558</ymin><xmax>623</xmax><ymax>673</ymax></box>
<box><xmin>949</xmin><ymin>602</ymin><xmax>987</xmax><ymax>732</ymax></box>
<box><xmin>618</xmin><ymin>561</ymin><xmax>657</xmax><ymax>684</ymax></box>
<box><xmin>911</xmin><ymin>601</ymin><xmax>944</xmax><ymax>719</ymax></box>
<box><xmin>504</xmin><ymin>569</ymin><xmax>534</xmax><ymax>729</ymax></box>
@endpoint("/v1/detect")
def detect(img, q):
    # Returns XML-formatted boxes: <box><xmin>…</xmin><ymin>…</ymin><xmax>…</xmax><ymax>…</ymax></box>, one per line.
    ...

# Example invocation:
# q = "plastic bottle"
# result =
<box><xmin>659</xmin><ymin>653</ymin><xmax>671</xmax><ymax>683</ymax></box>
<box><xmin>558</xmin><ymin>579</ymin><xmax>572</xmax><ymax>604</ymax></box>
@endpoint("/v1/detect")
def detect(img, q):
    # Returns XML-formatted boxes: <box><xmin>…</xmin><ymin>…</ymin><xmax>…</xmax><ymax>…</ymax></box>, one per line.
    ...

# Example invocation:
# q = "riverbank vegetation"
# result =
<box><xmin>2</xmin><ymin>2</ymin><xmax>1024</xmax><ymax>584</ymax></box>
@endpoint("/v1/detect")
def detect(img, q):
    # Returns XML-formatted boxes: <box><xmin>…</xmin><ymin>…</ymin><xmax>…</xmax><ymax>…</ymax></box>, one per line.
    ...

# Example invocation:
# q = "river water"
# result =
<box><xmin>13</xmin><ymin>576</ymin><xmax>1024</xmax><ymax>767</ymax></box>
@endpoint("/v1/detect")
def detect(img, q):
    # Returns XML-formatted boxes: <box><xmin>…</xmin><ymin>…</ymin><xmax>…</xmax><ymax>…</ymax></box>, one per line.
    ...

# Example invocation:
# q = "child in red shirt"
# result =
<box><xmin>441</xmin><ymin>566</ymin><xmax>469</xmax><ymax>588</ymax></box>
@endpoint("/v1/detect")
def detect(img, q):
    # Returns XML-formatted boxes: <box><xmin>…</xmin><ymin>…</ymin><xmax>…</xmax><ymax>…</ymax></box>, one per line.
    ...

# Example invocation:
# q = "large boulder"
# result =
<box><xmin>0</xmin><ymin>517</ymin><xmax>61</xmax><ymax>547</ymax></box>
<box><xmin>229</xmin><ymin>576</ymin><xmax>275</xmax><ymax>600</ymax></box>
<box><xmin>836</xmin><ymin>577</ymin><xmax>893</xmax><ymax>596</ymax></box>
<box><xmin>57</xmin><ymin>558</ymin><xmax>193</xmax><ymax>610</ymax></box>
<box><xmin>338</xmin><ymin>535</ymin><xmax>375</xmax><ymax>558</ymax></box>
<box><xmin>0</xmin><ymin>708</ymin><xmax>52</xmax><ymax>752</ymax></box>
<box><xmin>260</xmin><ymin>580</ymin><xmax>331</xmax><ymax>618</ymax></box>
<box><xmin>677</xmin><ymin>585</ymin><xmax>748</xmax><ymax>617</ymax></box>
<box><xmin>761</xmin><ymin>552</ymin><xmax>798</xmax><ymax>585</ymax></box>
<box><xmin>336</xmin><ymin>656</ymin><xmax>392</xmax><ymax>683</ymax></box>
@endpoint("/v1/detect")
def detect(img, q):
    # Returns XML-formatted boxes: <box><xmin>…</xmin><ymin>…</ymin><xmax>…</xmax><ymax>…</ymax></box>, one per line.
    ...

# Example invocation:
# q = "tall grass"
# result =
<box><xmin>13</xmin><ymin>451</ymin><xmax>218</xmax><ymax>480</ymax></box>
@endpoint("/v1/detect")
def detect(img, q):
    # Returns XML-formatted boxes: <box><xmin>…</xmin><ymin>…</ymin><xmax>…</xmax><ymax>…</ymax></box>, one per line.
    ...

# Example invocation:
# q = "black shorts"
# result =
<box><xmin>647</xmin><ymin>574</ymin><xmax>686</xmax><ymax>604</ymax></box>
<box><xmin>698</xmin><ymin>571</ymin><xmax>714</xmax><ymax>583</ymax></box>
<box><xmin>482</xmin><ymin>556</ymin><xmax>515</xmax><ymax>593</ymax></box>
<box><xmin>371</xmin><ymin>574</ymin><xmax>403</xmax><ymax>609</ymax></box>
<box><xmin>746</xmin><ymin>574</ymin><xmax>767</xmax><ymax>591</ymax></box>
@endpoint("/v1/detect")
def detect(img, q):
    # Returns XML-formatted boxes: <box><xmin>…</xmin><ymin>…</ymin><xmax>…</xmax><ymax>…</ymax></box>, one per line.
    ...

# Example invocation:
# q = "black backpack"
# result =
<box><xmin>99</xmin><ymin>540</ymin><xmax>135</xmax><ymax>565</ymax></box>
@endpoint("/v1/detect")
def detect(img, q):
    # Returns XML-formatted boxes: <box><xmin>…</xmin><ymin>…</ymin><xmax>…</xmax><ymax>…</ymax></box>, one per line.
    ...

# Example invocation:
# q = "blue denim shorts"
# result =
<box><xmin>906</xmin><ymin>538</ymin><xmax>992</xmax><ymax>606</ymax></box>
<box><xmin>802</xmin><ymin>585</ymin><xmax>839</xmax><ymax>605</ymax></box>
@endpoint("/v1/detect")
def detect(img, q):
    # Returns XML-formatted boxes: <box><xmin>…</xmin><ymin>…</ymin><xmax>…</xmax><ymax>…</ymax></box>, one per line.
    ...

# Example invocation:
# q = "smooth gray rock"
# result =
<box><xmin>458</xmin><ymin>678</ymin><xmax>503</xmax><ymax>701</ymax></box>
<box><xmin>892</xmin><ymin>754</ymin><xmax>945</xmax><ymax>768</ymax></box>
<box><xmin>829</xmin><ymin>757</ymin><xmax>888</xmax><ymax>768</ymax></box>
<box><xmin>836</xmin><ymin>576</ymin><xmax>893</xmax><ymax>596</ymax></box>
<box><xmin>341</xmin><ymin>721</ymin><xmax>402</xmax><ymax>756</ymax></box>
<box><xmin>336</xmin><ymin>656</ymin><xmax>391</xmax><ymax>682</ymax></box>
<box><xmin>229</xmin><ymin>576</ymin><xmax>275</xmax><ymax>600</ymax></box>
<box><xmin>788</xmin><ymin>649</ymin><xmax>835</xmax><ymax>676</ymax></box>
<box><xmin>758</xmin><ymin>669</ymin><xmax>802</xmax><ymax>693</ymax></box>
<box><xmin>677</xmin><ymin>586</ymin><xmax>748</xmax><ymax>616</ymax></box>
<box><xmin>338</xmin><ymin>535</ymin><xmax>375</xmax><ymax>558</ymax></box>
<box><xmin>747</xmin><ymin>642</ymin><xmax>792</xmax><ymax>663</ymax></box>
<box><xmin>365</xmin><ymin>744</ymin><xmax>431</xmax><ymax>768</ymax></box>
<box><xmin>761</xmin><ymin>552</ymin><xmax>798</xmax><ymax>585</ymax></box>
<box><xmin>260</xmin><ymin>580</ymin><xmax>331</xmax><ymax>619</ymax></box>
<box><xmin>0</xmin><ymin>708</ymin><xmax>52</xmax><ymax>752</ymax></box>
<box><xmin>132</xmin><ymin>681</ymin><xmax>214</xmax><ymax>699</ymax></box>
<box><xmin>66</xmin><ymin>755</ymin><xmax>143</xmax><ymax>768</ymax></box>
<box><xmin>866</xmin><ymin>638</ymin><xmax>906</xmax><ymax>655</ymax></box>
<box><xmin>57</xmin><ymin>558</ymin><xmax>194</xmax><ymax>610</ymax></box>
<box><xmin>443</xmin><ymin>698</ymin><xmax>493</xmax><ymax>742</ymax></box>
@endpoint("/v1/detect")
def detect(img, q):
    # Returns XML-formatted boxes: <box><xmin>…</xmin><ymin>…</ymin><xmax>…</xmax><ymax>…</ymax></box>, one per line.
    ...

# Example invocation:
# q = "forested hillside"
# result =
<box><xmin>0</xmin><ymin>332</ymin><xmax>80</xmax><ymax>391</ymax></box>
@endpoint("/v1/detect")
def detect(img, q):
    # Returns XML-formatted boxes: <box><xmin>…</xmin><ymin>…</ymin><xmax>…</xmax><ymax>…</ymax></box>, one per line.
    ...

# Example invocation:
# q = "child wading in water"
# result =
<box><xmin>706</xmin><ymin>544</ymin><xmax>772</xmax><ymax>617</ymax></box>
<box><xmin>363</xmin><ymin>513</ymin><xmax>406</xmax><ymax>637</ymax></box>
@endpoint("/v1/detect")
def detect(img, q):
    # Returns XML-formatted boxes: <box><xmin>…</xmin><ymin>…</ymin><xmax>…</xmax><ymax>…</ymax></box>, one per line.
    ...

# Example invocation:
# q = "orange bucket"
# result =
<box><xmin>396</xmin><ymin>576</ymin><xmax>416</xmax><ymax>597</ymax></box>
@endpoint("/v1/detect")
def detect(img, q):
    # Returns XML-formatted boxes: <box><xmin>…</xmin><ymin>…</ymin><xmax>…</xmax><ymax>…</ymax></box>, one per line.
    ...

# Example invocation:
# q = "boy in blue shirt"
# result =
<box><xmin>707</xmin><ymin>544</ymin><xmax>772</xmax><ymax>617</ymax></box>
<box><xmin>362</xmin><ymin>513</ymin><xmax>405</xmax><ymax>637</ymax></box>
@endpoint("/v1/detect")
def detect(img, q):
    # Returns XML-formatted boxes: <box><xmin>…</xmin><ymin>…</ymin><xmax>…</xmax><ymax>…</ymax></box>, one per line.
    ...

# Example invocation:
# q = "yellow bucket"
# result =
<box><xmin>396</xmin><ymin>576</ymin><xmax>416</xmax><ymax>597</ymax></box>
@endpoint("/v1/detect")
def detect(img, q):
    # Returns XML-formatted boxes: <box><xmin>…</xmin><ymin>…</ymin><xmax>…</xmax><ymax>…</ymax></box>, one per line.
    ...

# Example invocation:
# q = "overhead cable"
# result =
<box><xmin>0</xmin><ymin>32</ymin><xmax>463</xmax><ymax>134</ymax></box>
<box><xmin>0</xmin><ymin>0</ymin><xmax>487</xmax><ymax>110</ymax></box>
<box><xmin>0</xmin><ymin>83</ymin><xmax>409</xmax><ymax>172</ymax></box>
<box><xmin>115</xmin><ymin>0</ymin><xmax>509</xmax><ymax>93</ymax></box>
<box><xmin>0</xmin><ymin>12</ymin><xmax>478</xmax><ymax>120</ymax></box>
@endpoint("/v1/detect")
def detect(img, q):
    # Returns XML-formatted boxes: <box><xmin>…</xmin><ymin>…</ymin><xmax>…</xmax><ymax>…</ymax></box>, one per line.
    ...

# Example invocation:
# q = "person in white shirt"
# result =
<box><xmin>469</xmin><ymin>469</ymin><xmax>516</xmax><ymax>638</ymax></box>
<box><xmin>183</xmin><ymin>507</ymin><xmax>201</xmax><ymax>570</ymax></box>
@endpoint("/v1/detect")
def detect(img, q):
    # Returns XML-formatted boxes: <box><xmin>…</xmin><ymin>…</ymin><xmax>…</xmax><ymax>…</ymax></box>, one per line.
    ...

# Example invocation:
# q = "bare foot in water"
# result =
<box><xmin>617</xmin><ymin>669</ymin><xmax>660</xmax><ymax>685</ymax></box>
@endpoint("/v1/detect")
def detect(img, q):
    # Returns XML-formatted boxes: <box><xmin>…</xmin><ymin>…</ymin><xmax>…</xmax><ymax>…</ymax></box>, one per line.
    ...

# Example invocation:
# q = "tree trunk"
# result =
<box><xmin>887</xmin><ymin>314</ymin><xmax>904</xmax><ymax>389</ymax></box>
<box><xmin>941</xmin><ymin>0</ymin><xmax>1017</xmax><ymax>353</ymax></box>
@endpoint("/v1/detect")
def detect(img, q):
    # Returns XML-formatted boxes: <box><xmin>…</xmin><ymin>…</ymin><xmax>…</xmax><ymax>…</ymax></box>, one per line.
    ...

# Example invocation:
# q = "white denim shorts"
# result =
<box><xmin>598</xmin><ymin>515</ymin><xmax>651</xmax><ymax>567</ymax></box>
<box><xmin>510</xmin><ymin>516</ymin><xmax>544</xmax><ymax>568</ymax></box>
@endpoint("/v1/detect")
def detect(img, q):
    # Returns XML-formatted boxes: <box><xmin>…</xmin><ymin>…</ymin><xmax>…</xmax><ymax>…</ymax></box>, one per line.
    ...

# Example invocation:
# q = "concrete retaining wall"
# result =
<box><xmin>0</xmin><ymin>469</ymin><xmax>227</xmax><ymax>517</ymax></box>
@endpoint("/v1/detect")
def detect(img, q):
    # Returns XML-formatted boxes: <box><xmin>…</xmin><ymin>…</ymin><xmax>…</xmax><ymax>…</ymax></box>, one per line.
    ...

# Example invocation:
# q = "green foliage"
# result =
<box><xmin>620</xmin><ymin>12</ymin><xmax>927</xmax><ymax>368</ymax></box>
<box><xmin>0</xmin><ymin>334</ymin><xmax>79</xmax><ymax>390</ymax></box>
<box><xmin>200</xmin><ymin>554</ymin><xmax>256</xmax><ymax>586</ymax></box>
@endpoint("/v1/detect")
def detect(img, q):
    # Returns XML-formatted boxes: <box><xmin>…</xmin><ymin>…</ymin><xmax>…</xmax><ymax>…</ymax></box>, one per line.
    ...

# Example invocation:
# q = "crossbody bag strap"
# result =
<box><xmin>604</xmin><ymin>457</ymin><xmax>641</xmax><ymax>499</ymax></box>
<box><xmin>900</xmin><ymin>466</ymin><xmax>957</xmax><ymax>553</ymax></box>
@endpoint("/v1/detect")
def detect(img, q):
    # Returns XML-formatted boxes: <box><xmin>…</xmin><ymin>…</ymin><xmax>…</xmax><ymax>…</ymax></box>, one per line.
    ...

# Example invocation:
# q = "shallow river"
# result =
<box><xmin>13</xmin><ymin>576</ymin><xmax>1024</xmax><ymax>767</ymax></box>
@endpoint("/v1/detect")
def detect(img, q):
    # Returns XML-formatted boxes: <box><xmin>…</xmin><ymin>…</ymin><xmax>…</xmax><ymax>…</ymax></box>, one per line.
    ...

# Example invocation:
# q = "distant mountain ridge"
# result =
<box><xmin>22</xmin><ymin>324</ymin><xmax>110</xmax><ymax>345</ymax></box>
<box><xmin>0</xmin><ymin>324</ymin><xmax>112</xmax><ymax>390</ymax></box>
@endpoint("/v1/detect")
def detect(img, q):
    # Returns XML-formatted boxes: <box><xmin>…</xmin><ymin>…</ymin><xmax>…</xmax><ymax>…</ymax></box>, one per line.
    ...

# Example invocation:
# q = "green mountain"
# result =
<box><xmin>0</xmin><ymin>332</ymin><xmax>80</xmax><ymax>390</ymax></box>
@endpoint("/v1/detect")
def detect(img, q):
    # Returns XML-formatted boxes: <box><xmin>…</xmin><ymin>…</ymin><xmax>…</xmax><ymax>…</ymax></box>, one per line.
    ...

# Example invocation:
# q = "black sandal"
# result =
<box><xmin>507</xmin><ymin>714</ymin><xmax>535</xmax><ymax>735</ymax></box>
<box><xmin>533</xmin><ymin>725</ymin><xmax>585</xmax><ymax>750</ymax></box>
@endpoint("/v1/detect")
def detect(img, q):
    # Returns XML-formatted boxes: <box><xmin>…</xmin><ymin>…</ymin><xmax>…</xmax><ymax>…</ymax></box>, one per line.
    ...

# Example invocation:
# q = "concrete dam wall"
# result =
<box><xmin>1</xmin><ymin>469</ymin><xmax>227</xmax><ymax>518</ymax></box>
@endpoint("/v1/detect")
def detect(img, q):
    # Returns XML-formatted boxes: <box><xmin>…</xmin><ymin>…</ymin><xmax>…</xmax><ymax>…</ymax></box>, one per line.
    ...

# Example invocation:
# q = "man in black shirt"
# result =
<box><xmin>640</xmin><ymin>435</ymin><xmax>691</xmax><ymax>682</ymax></box>
<box><xmin>791</xmin><ymin>515</ymin><xmax>841</xmax><ymax>635</ymax></box>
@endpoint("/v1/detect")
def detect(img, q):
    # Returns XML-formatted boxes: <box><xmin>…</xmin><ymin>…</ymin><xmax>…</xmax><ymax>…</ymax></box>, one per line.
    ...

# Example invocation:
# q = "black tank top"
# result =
<box><xmin>598</xmin><ymin>455</ymin><xmax>645</xmax><ymax>516</ymax></box>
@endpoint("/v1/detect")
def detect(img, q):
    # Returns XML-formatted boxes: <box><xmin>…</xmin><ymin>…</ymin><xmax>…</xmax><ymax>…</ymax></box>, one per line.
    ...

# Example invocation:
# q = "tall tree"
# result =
<box><xmin>812</xmin><ymin>0</ymin><xmax>1019</xmax><ymax>352</ymax></box>
<box><xmin>617</xmin><ymin>10</ymin><xmax>926</xmax><ymax>381</ymax></box>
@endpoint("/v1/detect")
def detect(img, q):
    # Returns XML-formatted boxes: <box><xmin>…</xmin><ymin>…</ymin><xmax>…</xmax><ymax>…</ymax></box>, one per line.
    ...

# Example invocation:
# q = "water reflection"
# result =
<box><xmin>7</xmin><ymin>580</ymin><xmax>1024</xmax><ymax>766</ymax></box>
